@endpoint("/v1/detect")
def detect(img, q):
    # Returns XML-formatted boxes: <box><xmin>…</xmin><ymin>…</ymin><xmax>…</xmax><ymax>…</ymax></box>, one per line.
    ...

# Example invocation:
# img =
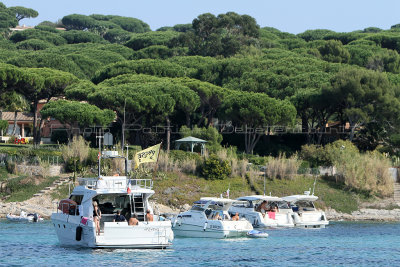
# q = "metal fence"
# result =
<box><xmin>0</xmin><ymin>154</ymin><xmax>64</xmax><ymax>166</ymax></box>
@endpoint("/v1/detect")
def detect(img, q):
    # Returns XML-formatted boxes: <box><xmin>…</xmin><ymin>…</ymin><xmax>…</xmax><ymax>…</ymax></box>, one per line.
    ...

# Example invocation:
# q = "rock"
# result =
<box><xmin>163</xmin><ymin>187</ymin><xmax>178</xmax><ymax>195</ymax></box>
<box><xmin>180</xmin><ymin>204</ymin><xmax>191</xmax><ymax>212</ymax></box>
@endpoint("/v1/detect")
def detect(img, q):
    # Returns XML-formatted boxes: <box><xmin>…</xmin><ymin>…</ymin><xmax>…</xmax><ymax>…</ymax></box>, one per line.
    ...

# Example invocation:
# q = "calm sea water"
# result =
<box><xmin>0</xmin><ymin>220</ymin><xmax>399</xmax><ymax>266</ymax></box>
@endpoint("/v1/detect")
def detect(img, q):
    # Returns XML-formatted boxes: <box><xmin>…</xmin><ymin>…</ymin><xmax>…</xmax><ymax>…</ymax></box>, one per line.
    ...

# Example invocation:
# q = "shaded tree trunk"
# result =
<box><xmin>12</xmin><ymin>111</ymin><xmax>17</xmax><ymax>136</ymax></box>
<box><xmin>33</xmin><ymin>100</ymin><xmax>39</xmax><ymax>146</ymax></box>
<box><xmin>244</xmin><ymin>124</ymin><xmax>262</xmax><ymax>154</ymax></box>
<box><xmin>166</xmin><ymin>116</ymin><xmax>170</xmax><ymax>153</ymax></box>
<box><xmin>185</xmin><ymin>113</ymin><xmax>190</xmax><ymax>127</ymax></box>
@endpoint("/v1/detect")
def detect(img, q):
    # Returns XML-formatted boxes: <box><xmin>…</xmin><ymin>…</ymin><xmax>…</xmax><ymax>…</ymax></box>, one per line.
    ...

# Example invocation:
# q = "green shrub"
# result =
<box><xmin>201</xmin><ymin>154</ymin><xmax>231</xmax><ymax>180</ymax></box>
<box><xmin>179</xmin><ymin>125</ymin><xmax>223</xmax><ymax>148</ymax></box>
<box><xmin>0</xmin><ymin>120</ymin><xmax>8</xmax><ymax>134</ymax></box>
<box><xmin>244</xmin><ymin>154</ymin><xmax>269</xmax><ymax>166</ymax></box>
<box><xmin>300</xmin><ymin>144</ymin><xmax>329</xmax><ymax>167</ymax></box>
<box><xmin>65</xmin><ymin>157</ymin><xmax>83</xmax><ymax>173</ymax></box>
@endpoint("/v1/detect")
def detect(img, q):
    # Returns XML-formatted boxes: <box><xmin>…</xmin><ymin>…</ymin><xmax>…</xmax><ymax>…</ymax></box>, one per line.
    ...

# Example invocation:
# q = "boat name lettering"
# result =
<box><xmin>209</xmin><ymin>225</ymin><xmax>221</xmax><ymax>230</ymax></box>
<box><xmin>144</xmin><ymin>227</ymin><xmax>159</xmax><ymax>232</ymax></box>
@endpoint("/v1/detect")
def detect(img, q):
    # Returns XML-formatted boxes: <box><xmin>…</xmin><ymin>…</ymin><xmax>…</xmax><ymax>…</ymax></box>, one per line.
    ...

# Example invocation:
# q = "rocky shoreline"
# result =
<box><xmin>1</xmin><ymin>195</ymin><xmax>399</xmax><ymax>222</ymax></box>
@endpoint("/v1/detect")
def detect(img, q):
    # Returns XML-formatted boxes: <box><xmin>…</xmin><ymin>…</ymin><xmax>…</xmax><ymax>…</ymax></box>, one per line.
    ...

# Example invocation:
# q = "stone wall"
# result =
<box><xmin>15</xmin><ymin>164</ymin><xmax>62</xmax><ymax>177</ymax></box>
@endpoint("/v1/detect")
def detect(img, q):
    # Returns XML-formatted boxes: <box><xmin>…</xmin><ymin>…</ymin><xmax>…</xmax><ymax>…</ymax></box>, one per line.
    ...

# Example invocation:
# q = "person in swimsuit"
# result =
<box><xmin>93</xmin><ymin>201</ymin><xmax>101</xmax><ymax>235</ymax></box>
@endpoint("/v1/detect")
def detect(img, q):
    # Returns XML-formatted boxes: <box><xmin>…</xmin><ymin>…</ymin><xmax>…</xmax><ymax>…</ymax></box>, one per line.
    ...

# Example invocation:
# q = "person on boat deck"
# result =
<box><xmin>113</xmin><ymin>210</ymin><xmax>126</xmax><ymax>222</ymax></box>
<box><xmin>146</xmin><ymin>210</ymin><xmax>154</xmax><ymax>222</ymax></box>
<box><xmin>93</xmin><ymin>201</ymin><xmax>102</xmax><ymax>236</ymax></box>
<box><xmin>129</xmin><ymin>214</ymin><xmax>139</xmax><ymax>226</ymax></box>
<box><xmin>257</xmin><ymin>201</ymin><xmax>268</xmax><ymax>217</ymax></box>
<box><xmin>271</xmin><ymin>205</ymin><xmax>279</xmax><ymax>212</ymax></box>
<box><xmin>213</xmin><ymin>212</ymin><xmax>222</xmax><ymax>220</ymax></box>
<box><xmin>231</xmin><ymin>212</ymin><xmax>240</xmax><ymax>221</ymax></box>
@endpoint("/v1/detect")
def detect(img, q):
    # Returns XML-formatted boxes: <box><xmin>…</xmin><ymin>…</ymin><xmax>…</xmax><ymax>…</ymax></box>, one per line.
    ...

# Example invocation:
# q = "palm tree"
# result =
<box><xmin>0</xmin><ymin>92</ymin><xmax>29</xmax><ymax>136</ymax></box>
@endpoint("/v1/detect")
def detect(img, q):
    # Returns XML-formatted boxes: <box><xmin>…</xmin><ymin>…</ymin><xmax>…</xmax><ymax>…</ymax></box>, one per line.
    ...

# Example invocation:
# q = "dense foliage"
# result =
<box><xmin>0</xmin><ymin>3</ymin><xmax>399</xmax><ymax>164</ymax></box>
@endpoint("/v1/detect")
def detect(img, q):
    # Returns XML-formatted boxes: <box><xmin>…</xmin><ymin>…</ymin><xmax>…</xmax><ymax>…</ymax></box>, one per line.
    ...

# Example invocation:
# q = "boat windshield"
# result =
<box><xmin>94</xmin><ymin>194</ymin><xmax>131</xmax><ymax>215</ymax></box>
<box><xmin>291</xmin><ymin>200</ymin><xmax>315</xmax><ymax>211</ymax></box>
<box><xmin>253</xmin><ymin>200</ymin><xmax>290</xmax><ymax>211</ymax></box>
<box><xmin>190</xmin><ymin>204</ymin><xmax>205</xmax><ymax>211</ymax></box>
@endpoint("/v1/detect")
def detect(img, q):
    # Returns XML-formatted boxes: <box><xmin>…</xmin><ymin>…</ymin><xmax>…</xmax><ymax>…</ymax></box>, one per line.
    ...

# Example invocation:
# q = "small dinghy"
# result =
<box><xmin>6</xmin><ymin>211</ymin><xmax>43</xmax><ymax>222</ymax></box>
<box><xmin>246</xmin><ymin>230</ymin><xmax>269</xmax><ymax>238</ymax></box>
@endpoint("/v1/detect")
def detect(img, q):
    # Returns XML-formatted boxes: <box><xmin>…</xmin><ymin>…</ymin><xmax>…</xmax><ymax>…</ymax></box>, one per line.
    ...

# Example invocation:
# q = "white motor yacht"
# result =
<box><xmin>51</xmin><ymin>150</ymin><xmax>174</xmax><ymax>249</ymax></box>
<box><xmin>229</xmin><ymin>195</ymin><xmax>294</xmax><ymax>228</ymax></box>
<box><xmin>282</xmin><ymin>191</ymin><xmax>329</xmax><ymax>228</ymax></box>
<box><xmin>172</xmin><ymin>197</ymin><xmax>253</xmax><ymax>238</ymax></box>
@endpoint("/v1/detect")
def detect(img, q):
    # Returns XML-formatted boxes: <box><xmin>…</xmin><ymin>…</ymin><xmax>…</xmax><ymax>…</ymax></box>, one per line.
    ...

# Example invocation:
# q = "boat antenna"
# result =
<box><xmin>125</xmin><ymin>144</ymin><xmax>129</xmax><ymax>176</ymax></box>
<box><xmin>122</xmin><ymin>98</ymin><xmax>126</xmax><ymax>150</ymax></box>
<box><xmin>263</xmin><ymin>167</ymin><xmax>266</xmax><ymax>196</ymax></box>
<box><xmin>312</xmin><ymin>176</ymin><xmax>317</xmax><ymax>195</ymax></box>
<box><xmin>96</xmin><ymin>128</ymin><xmax>103</xmax><ymax>177</ymax></box>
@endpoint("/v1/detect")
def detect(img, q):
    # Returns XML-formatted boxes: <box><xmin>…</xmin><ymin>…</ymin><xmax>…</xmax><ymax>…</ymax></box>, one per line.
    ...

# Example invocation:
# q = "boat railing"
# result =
<box><xmin>129</xmin><ymin>179</ymin><xmax>153</xmax><ymax>190</ymax></box>
<box><xmin>57</xmin><ymin>201</ymin><xmax>80</xmax><ymax>216</ymax></box>
<box><xmin>77</xmin><ymin>177</ymin><xmax>153</xmax><ymax>190</ymax></box>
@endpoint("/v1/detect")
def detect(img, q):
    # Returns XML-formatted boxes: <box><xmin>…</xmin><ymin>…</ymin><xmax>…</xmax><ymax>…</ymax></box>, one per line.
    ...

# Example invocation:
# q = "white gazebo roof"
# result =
<box><xmin>175</xmin><ymin>136</ymin><xmax>207</xmax><ymax>143</ymax></box>
<box><xmin>174</xmin><ymin>136</ymin><xmax>207</xmax><ymax>155</ymax></box>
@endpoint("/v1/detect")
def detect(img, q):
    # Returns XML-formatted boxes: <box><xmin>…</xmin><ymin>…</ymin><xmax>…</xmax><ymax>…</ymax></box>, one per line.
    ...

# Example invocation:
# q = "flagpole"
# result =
<box><xmin>153</xmin><ymin>141</ymin><xmax>163</xmax><ymax>174</ymax></box>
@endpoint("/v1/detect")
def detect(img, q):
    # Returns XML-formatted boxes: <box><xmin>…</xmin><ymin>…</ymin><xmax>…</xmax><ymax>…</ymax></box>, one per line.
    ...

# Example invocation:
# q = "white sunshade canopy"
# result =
<box><xmin>282</xmin><ymin>195</ymin><xmax>318</xmax><ymax>203</ymax></box>
<box><xmin>236</xmin><ymin>195</ymin><xmax>284</xmax><ymax>202</ymax></box>
<box><xmin>200</xmin><ymin>197</ymin><xmax>235</xmax><ymax>203</ymax></box>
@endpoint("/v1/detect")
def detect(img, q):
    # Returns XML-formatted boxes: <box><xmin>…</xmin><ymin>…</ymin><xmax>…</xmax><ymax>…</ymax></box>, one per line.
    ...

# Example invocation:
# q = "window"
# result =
<box><xmin>70</xmin><ymin>195</ymin><xmax>83</xmax><ymax>205</ymax></box>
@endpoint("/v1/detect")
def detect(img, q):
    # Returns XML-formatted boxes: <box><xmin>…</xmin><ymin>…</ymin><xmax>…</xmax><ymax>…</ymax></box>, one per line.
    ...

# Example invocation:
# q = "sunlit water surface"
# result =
<box><xmin>0</xmin><ymin>220</ymin><xmax>399</xmax><ymax>266</ymax></box>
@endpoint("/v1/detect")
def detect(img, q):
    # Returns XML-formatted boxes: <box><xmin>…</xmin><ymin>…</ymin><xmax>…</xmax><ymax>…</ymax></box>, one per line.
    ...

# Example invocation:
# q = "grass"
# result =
<box><xmin>2</xmin><ymin>175</ymin><xmax>60</xmax><ymax>202</ymax></box>
<box><xmin>151</xmin><ymin>171</ymin><xmax>367</xmax><ymax>213</ymax></box>
<box><xmin>0</xmin><ymin>143</ymin><xmax>62</xmax><ymax>157</ymax></box>
<box><xmin>51</xmin><ymin>183</ymin><xmax>71</xmax><ymax>200</ymax></box>
<box><xmin>152</xmin><ymin>172</ymin><xmax>253</xmax><ymax>207</ymax></box>
<box><xmin>0</xmin><ymin>166</ymin><xmax>9</xmax><ymax>181</ymax></box>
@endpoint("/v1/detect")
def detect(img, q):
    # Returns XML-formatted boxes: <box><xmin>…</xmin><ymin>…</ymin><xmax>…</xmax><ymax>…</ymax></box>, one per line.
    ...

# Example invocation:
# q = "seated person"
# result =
<box><xmin>231</xmin><ymin>212</ymin><xmax>240</xmax><ymax>221</ymax></box>
<box><xmin>129</xmin><ymin>214</ymin><xmax>139</xmax><ymax>226</ymax></box>
<box><xmin>113</xmin><ymin>210</ymin><xmax>126</xmax><ymax>222</ymax></box>
<box><xmin>213</xmin><ymin>212</ymin><xmax>222</xmax><ymax>220</ymax></box>
<box><xmin>271</xmin><ymin>205</ymin><xmax>279</xmax><ymax>212</ymax></box>
<box><xmin>259</xmin><ymin>200</ymin><xmax>268</xmax><ymax>217</ymax></box>
<box><xmin>145</xmin><ymin>209</ymin><xmax>154</xmax><ymax>222</ymax></box>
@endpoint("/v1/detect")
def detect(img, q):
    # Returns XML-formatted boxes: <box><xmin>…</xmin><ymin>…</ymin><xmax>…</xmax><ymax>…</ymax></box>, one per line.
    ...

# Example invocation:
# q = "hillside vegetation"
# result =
<box><xmin>0</xmin><ymin>3</ymin><xmax>398</xmax><ymax>209</ymax></box>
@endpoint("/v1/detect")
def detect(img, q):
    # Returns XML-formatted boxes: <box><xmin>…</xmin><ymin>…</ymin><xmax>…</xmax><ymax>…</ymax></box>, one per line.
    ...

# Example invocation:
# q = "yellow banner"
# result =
<box><xmin>134</xmin><ymin>143</ymin><xmax>161</xmax><ymax>169</ymax></box>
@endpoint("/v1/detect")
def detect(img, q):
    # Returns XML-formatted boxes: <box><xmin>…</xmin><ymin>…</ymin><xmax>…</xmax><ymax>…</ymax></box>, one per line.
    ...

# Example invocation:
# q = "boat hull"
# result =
<box><xmin>6</xmin><ymin>214</ymin><xmax>34</xmax><ymax>222</ymax></box>
<box><xmin>172</xmin><ymin>224</ymin><xmax>249</xmax><ymax>238</ymax></box>
<box><xmin>292</xmin><ymin>211</ymin><xmax>329</xmax><ymax>228</ymax></box>
<box><xmin>172</xmin><ymin>220</ymin><xmax>252</xmax><ymax>238</ymax></box>
<box><xmin>51</xmin><ymin>213</ymin><xmax>173</xmax><ymax>249</ymax></box>
<box><xmin>234</xmin><ymin>211</ymin><xmax>295</xmax><ymax>228</ymax></box>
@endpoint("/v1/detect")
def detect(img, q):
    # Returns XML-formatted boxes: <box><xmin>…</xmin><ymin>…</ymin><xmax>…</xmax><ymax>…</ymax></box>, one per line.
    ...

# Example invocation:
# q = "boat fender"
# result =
<box><xmin>33</xmin><ymin>213</ymin><xmax>38</xmax><ymax>222</ymax></box>
<box><xmin>76</xmin><ymin>226</ymin><xmax>83</xmax><ymax>241</ymax></box>
<box><xmin>203</xmin><ymin>222</ymin><xmax>208</xmax><ymax>231</ymax></box>
<box><xmin>173</xmin><ymin>219</ymin><xmax>177</xmax><ymax>227</ymax></box>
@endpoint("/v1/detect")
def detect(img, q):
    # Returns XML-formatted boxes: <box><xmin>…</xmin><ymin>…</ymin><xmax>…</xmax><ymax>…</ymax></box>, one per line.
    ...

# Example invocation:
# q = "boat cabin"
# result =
<box><xmin>191</xmin><ymin>198</ymin><xmax>235</xmax><ymax>221</ymax></box>
<box><xmin>282</xmin><ymin>194</ymin><xmax>319</xmax><ymax>212</ymax></box>
<box><xmin>233</xmin><ymin>195</ymin><xmax>290</xmax><ymax>212</ymax></box>
<box><xmin>56</xmin><ymin>177</ymin><xmax>155</xmax><ymax>233</ymax></box>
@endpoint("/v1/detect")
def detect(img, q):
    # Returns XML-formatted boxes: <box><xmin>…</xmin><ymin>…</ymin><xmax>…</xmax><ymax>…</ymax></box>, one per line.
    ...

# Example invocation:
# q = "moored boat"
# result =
<box><xmin>51</xmin><ymin>148</ymin><xmax>174</xmax><ymax>249</ymax></box>
<box><xmin>282</xmin><ymin>191</ymin><xmax>329</xmax><ymax>228</ymax></box>
<box><xmin>229</xmin><ymin>195</ymin><xmax>295</xmax><ymax>228</ymax></box>
<box><xmin>6</xmin><ymin>211</ymin><xmax>43</xmax><ymax>222</ymax></box>
<box><xmin>172</xmin><ymin>197</ymin><xmax>253</xmax><ymax>238</ymax></box>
